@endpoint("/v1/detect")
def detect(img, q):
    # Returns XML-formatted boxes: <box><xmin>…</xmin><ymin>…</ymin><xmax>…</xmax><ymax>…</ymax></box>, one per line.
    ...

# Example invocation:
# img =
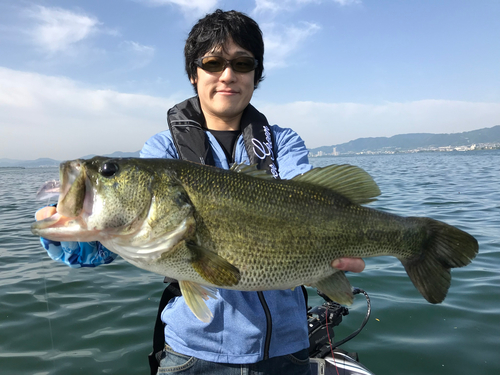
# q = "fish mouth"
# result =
<box><xmin>57</xmin><ymin>160</ymin><xmax>91</xmax><ymax>218</ymax></box>
<box><xmin>32</xmin><ymin>160</ymin><xmax>95</xmax><ymax>237</ymax></box>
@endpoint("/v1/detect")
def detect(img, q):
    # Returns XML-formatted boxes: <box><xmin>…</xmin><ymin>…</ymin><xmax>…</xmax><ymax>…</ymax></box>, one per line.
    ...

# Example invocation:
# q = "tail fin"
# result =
<box><xmin>401</xmin><ymin>218</ymin><xmax>478</xmax><ymax>304</ymax></box>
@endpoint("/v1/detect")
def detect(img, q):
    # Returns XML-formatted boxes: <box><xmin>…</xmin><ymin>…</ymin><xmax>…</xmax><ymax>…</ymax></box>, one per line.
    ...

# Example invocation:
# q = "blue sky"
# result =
<box><xmin>1</xmin><ymin>0</ymin><xmax>499</xmax><ymax>160</ymax></box>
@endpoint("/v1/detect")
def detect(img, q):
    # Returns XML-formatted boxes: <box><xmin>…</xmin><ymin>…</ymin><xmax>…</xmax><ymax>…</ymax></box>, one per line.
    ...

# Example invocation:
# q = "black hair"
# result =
<box><xmin>184</xmin><ymin>9</ymin><xmax>265</xmax><ymax>90</ymax></box>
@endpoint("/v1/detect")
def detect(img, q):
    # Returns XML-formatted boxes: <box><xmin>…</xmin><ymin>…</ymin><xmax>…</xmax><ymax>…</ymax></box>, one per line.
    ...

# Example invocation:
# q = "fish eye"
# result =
<box><xmin>100</xmin><ymin>162</ymin><xmax>119</xmax><ymax>177</ymax></box>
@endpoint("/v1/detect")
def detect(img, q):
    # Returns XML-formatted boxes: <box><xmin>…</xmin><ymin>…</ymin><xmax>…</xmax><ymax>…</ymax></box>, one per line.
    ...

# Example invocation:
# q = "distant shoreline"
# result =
<box><xmin>309</xmin><ymin>145</ymin><xmax>500</xmax><ymax>158</ymax></box>
<box><xmin>1</xmin><ymin>146</ymin><xmax>499</xmax><ymax>167</ymax></box>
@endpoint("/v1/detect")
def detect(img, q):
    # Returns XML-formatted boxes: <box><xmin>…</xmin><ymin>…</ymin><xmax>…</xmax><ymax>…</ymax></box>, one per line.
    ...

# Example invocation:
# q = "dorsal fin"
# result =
<box><xmin>292</xmin><ymin>164</ymin><xmax>381</xmax><ymax>204</ymax></box>
<box><xmin>230</xmin><ymin>163</ymin><xmax>274</xmax><ymax>180</ymax></box>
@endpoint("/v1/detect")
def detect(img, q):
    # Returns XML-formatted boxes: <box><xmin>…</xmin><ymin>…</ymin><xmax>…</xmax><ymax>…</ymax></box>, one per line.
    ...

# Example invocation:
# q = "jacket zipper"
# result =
<box><xmin>257</xmin><ymin>291</ymin><xmax>272</xmax><ymax>360</ymax></box>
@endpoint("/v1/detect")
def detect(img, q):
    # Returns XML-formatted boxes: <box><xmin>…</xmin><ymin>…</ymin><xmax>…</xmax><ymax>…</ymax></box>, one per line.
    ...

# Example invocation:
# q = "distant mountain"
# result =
<box><xmin>0</xmin><ymin>158</ymin><xmax>60</xmax><ymax>168</ymax></box>
<box><xmin>79</xmin><ymin>150</ymin><xmax>141</xmax><ymax>159</ymax></box>
<box><xmin>0</xmin><ymin>151</ymin><xmax>141</xmax><ymax>168</ymax></box>
<box><xmin>309</xmin><ymin>125</ymin><xmax>500</xmax><ymax>155</ymax></box>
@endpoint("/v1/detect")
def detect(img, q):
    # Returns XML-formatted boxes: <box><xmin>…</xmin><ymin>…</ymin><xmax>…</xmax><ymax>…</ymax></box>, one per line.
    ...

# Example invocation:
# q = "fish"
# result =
<box><xmin>31</xmin><ymin>157</ymin><xmax>479</xmax><ymax>322</ymax></box>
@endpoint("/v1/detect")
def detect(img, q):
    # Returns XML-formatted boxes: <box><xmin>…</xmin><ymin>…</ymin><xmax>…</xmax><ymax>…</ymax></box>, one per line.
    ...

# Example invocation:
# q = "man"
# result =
<box><xmin>37</xmin><ymin>9</ymin><xmax>364</xmax><ymax>375</ymax></box>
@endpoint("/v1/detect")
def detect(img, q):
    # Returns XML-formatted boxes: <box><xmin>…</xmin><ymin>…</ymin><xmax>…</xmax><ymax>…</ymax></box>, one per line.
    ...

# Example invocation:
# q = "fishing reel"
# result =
<box><xmin>307</xmin><ymin>292</ymin><xmax>349</xmax><ymax>358</ymax></box>
<box><xmin>307</xmin><ymin>288</ymin><xmax>371</xmax><ymax>359</ymax></box>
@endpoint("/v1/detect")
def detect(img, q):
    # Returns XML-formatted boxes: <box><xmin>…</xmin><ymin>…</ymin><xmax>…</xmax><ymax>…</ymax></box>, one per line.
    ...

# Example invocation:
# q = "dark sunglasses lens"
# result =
<box><xmin>199</xmin><ymin>56</ymin><xmax>256</xmax><ymax>73</ymax></box>
<box><xmin>231</xmin><ymin>57</ymin><xmax>257</xmax><ymax>72</ymax></box>
<box><xmin>200</xmin><ymin>56</ymin><xmax>226</xmax><ymax>72</ymax></box>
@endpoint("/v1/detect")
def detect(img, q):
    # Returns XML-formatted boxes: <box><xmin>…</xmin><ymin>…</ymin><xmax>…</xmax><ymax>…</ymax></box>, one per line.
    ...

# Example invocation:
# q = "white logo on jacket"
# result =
<box><xmin>252</xmin><ymin>126</ymin><xmax>279</xmax><ymax>179</ymax></box>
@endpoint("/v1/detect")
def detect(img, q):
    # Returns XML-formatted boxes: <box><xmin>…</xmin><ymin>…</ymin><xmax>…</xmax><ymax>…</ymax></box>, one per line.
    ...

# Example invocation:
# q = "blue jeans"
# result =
<box><xmin>157</xmin><ymin>345</ymin><xmax>311</xmax><ymax>375</ymax></box>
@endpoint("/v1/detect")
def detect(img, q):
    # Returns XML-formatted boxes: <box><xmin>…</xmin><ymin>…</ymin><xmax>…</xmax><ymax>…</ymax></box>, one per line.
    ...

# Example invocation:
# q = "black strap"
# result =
<box><xmin>240</xmin><ymin>104</ymin><xmax>280</xmax><ymax>179</ymax></box>
<box><xmin>148</xmin><ymin>282</ymin><xmax>181</xmax><ymax>375</ymax></box>
<box><xmin>167</xmin><ymin>97</ymin><xmax>215</xmax><ymax>166</ymax></box>
<box><xmin>301</xmin><ymin>285</ymin><xmax>309</xmax><ymax>310</ymax></box>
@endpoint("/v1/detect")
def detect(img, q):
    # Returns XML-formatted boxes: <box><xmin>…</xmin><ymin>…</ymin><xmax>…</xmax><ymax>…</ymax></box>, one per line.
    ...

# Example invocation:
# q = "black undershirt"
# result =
<box><xmin>209</xmin><ymin>129</ymin><xmax>241</xmax><ymax>164</ymax></box>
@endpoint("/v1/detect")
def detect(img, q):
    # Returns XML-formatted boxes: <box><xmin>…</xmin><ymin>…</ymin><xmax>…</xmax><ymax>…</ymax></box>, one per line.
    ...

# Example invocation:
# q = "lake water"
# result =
<box><xmin>0</xmin><ymin>151</ymin><xmax>499</xmax><ymax>375</ymax></box>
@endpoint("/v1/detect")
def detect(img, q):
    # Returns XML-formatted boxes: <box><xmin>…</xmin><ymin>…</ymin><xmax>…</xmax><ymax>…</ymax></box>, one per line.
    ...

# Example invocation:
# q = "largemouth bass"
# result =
<box><xmin>32</xmin><ymin>157</ymin><xmax>478</xmax><ymax>322</ymax></box>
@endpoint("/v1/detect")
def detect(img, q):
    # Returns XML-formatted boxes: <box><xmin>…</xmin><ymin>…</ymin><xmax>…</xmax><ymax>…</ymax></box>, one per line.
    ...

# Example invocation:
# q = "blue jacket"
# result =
<box><xmin>41</xmin><ymin>121</ymin><xmax>313</xmax><ymax>364</ymax></box>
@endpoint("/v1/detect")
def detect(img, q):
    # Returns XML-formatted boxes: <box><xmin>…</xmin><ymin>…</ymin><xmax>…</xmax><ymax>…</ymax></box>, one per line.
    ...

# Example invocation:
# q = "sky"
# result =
<box><xmin>1</xmin><ymin>0</ymin><xmax>499</xmax><ymax>160</ymax></box>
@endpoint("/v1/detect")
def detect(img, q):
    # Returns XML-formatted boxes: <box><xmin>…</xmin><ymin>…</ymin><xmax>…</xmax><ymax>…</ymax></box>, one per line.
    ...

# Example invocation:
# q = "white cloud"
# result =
<box><xmin>253</xmin><ymin>0</ymin><xmax>359</xmax><ymax>14</ymax></box>
<box><xmin>254</xmin><ymin>0</ymin><xmax>319</xmax><ymax>14</ymax></box>
<box><xmin>119</xmin><ymin>41</ymin><xmax>156</xmax><ymax>70</ymax></box>
<box><xmin>123</xmin><ymin>41</ymin><xmax>155</xmax><ymax>54</ymax></box>
<box><xmin>0</xmin><ymin>67</ymin><xmax>181</xmax><ymax>160</ymax></box>
<box><xmin>262</xmin><ymin>22</ymin><xmax>320</xmax><ymax>69</ymax></box>
<box><xmin>253</xmin><ymin>0</ymin><xmax>285</xmax><ymax>14</ymax></box>
<box><xmin>24</xmin><ymin>6</ymin><xmax>101</xmax><ymax>53</ymax></box>
<box><xmin>332</xmin><ymin>0</ymin><xmax>361</xmax><ymax>6</ymax></box>
<box><xmin>136</xmin><ymin>0</ymin><xmax>218</xmax><ymax>17</ymax></box>
<box><xmin>257</xmin><ymin>100</ymin><xmax>500</xmax><ymax>148</ymax></box>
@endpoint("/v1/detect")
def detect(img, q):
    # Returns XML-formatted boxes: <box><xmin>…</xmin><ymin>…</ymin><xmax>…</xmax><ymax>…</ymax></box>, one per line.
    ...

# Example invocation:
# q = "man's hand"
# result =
<box><xmin>35</xmin><ymin>206</ymin><xmax>57</xmax><ymax>221</ymax></box>
<box><xmin>331</xmin><ymin>258</ymin><xmax>365</xmax><ymax>273</ymax></box>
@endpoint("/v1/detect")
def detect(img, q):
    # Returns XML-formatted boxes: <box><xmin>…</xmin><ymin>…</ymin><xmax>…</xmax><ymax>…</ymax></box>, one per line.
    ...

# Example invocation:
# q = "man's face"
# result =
<box><xmin>191</xmin><ymin>39</ymin><xmax>255</xmax><ymax>130</ymax></box>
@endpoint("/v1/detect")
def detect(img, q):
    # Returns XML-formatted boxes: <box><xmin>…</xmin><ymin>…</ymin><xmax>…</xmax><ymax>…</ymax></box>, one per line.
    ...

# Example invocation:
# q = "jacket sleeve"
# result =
<box><xmin>41</xmin><ymin>237</ymin><xmax>118</xmax><ymax>268</ymax></box>
<box><xmin>140</xmin><ymin>130</ymin><xmax>179</xmax><ymax>159</ymax></box>
<box><xmin>37</xmin><ymin>205</ymin><xmax>118</xmax><ymax>268</ymax></box>
<box><xmin>271</xmin><ymin>125</ymin><xmax>313</xmax><ymax>180</ymax></box>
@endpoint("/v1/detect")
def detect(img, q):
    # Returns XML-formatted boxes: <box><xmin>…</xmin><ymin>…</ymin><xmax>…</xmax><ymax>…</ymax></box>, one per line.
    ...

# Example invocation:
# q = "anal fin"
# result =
<box><xmin>312</xmin><ymin>271</ymin><xmax>354</xmax><ymax>305</ymax></box>
<box><xmin>179</xmin><ymin>280</ymin><xmax>218</xmax><ymax>323</ymax></box>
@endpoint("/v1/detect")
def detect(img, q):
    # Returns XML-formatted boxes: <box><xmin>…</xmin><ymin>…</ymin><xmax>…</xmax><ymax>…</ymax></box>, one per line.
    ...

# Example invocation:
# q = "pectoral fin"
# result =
<box><xmin>312</xmin><ymin>271</ymin><xmax>354</xmax><ymax>305</ymax></box>
<box><xmin>187</xmin><ymin>242</ymin><xmax>241</xmax><ymax>287</ymax></box>
<box><xmin>179</xmin><ymin>280</ymin><xmax>218</xmax><ymax>323</ymax></box>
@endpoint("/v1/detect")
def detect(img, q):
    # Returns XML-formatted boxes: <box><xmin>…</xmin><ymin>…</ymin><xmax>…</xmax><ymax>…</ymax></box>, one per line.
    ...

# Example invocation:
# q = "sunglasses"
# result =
<box><xmin>195</xmin><ymin>56</ymin><xmax>258</xmax><ymax>73</ymax></box>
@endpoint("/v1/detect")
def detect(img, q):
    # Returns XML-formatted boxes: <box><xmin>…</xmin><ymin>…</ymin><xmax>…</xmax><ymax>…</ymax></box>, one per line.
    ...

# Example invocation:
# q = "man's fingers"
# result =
<box><xmin>35</xmin><ymin>206</ymin><xmax>57</xmax><ymax>221</ymax></box>
<box><xmin>331</xmin><ymin>258</ymin><xmax>365</xmax><ymax>273</ymax></box>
